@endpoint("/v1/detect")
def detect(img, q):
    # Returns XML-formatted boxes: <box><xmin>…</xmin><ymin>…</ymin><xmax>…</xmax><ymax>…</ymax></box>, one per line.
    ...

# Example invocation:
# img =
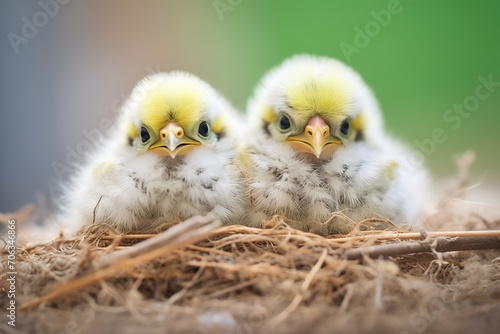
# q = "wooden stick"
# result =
<box><xmin>19</xmin><ymin>215</ymin><xmax>220</xmax><ymax>311</ymax></box>
<box><xmin>101</xmin><ymin>229</ymin><xmax>500</xmax><ymax>244</ymax></box>
<box><xmin>334</xmin><ymin>230</ymin><xmax>500</xmax><ymax>243</ymax></box>
<box><xmin>96</xmin><ymin>216</ymin><xmax>219</xmax><ymax>268</ymax></box>
<box><xmin>345</xmin><ymin>236</ymin><xmax>500</xmax><ymax>260</ymax></box>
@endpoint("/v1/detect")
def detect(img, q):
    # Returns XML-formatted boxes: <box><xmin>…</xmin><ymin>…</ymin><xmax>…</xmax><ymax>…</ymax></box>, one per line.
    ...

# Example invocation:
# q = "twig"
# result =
<box><xmin>92</xmin><ymin>195</ymin><xmax>104</xmax><ymax>225</ymax></box>
<box><xmin>345</xmin><ymin>236</ymin><xmax>500</xmax><ymax>260</ymax></box>
<box><xmin>96</xmin><ymin>229</ymin><xmax>500</xmax><ymax>241</ymax></box>
<box><xmin>103</xmin><ymin>234</ymin><xmax>154</xmax><ymax>240</ymax></box>
<box><xmin>334</xmin><ymin>230</ymin><xmax>500</xmax><ymax>243</ymax></box>
<box><xmin>19</xmin><ymin>215</ymin><xmax>221</xmax><ymax>311</ymax></box>
<box><xmin>95</xmin><ymin>215</ymin><xmax>217</xmax><ymax>268</ymax></box>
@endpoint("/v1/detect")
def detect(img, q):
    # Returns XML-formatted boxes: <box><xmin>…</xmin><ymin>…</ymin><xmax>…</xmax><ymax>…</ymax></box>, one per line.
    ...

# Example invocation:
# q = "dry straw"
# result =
<box><xmin>1</xmin><ymin>211</ymin><xmax>499</xmax><ymax>333</ymax></box>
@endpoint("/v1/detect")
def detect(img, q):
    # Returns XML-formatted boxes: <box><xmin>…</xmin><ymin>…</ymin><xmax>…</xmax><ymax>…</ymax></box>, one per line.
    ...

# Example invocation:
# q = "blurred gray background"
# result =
<box><xmin>1</xmin><ymin>1</ymin><xmax>499</xmax><ymax>214</ymax></box>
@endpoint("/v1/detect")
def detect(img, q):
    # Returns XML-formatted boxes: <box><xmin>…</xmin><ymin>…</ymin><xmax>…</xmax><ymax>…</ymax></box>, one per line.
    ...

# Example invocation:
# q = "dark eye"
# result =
<box><xmin>340</xmin><ymin>119</ymin><xmax>350</xmax><ymax>136</ymax></box>
<box><xmin>198</xmin><ymin>121</ymin><xmax>210</xmax><ymax>137</ymax></box>
<box><xmin>140</xmin><ymin>127</ymin><xmax>150</xmax><ymax>143</ymax></box>
<box><xmin>278</xmin><ymin>115</ymin><xmax>291</xmax><ymax>131</ymax></box>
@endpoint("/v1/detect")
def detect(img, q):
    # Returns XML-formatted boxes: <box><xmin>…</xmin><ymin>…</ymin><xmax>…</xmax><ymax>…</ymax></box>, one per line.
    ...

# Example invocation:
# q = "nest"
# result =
<box><xmin>1</xmin><ymin>152</ymin><xmax>500</xmax><ymax>334</ymax></box>
<box><xmin>0</xmin><ymin>213</ymin><xmax>499</xmax><ymax>334</ymax></box>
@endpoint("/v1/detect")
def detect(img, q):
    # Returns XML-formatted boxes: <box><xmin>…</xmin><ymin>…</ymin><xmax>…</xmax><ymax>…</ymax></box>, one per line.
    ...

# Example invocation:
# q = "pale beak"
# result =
<box><xmin>287</xmin><ymin>115</ymin><xmax>342</xmax><ymax>158</ymax></box>
<box><xmin>149</xmin><ymin>122</ymin><xmax>200</xmax><ymax>158</ymax></box>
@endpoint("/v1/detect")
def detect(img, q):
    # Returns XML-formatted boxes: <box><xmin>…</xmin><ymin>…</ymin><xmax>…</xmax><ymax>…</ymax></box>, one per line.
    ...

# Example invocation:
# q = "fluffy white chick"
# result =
<box><xmin>57</xmin><ymin>72</ymin><xmax>248</xmax><ymax>234</ymax></box>
<box><xmin>244</xmin><ymin>55</ymin><xmax>429</xmax><ymax>234</ymax></box>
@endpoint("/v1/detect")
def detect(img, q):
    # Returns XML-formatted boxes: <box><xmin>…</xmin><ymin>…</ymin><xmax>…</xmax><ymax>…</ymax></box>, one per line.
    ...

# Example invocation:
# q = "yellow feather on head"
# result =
<box><xmin>284</xmin><ymin>64</ymin><xmax>354</xmax><ymax>125</ymax></box>
<box><xmin>140</xmin><ymin>75</ymin><xmax>205</xmax><ymax>133</ymax></box>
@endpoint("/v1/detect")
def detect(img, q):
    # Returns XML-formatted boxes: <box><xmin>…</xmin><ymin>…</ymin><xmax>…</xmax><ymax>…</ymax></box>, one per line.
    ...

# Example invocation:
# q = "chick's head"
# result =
<box><xmin>122</xmin><ymin>72</ymin><xmax>235</xmax><ymax>158</ymax></box>
<box><xmin>249</xmin><ymin>55</ymin><xmax>383</xmax><ymax>159</ymax></box>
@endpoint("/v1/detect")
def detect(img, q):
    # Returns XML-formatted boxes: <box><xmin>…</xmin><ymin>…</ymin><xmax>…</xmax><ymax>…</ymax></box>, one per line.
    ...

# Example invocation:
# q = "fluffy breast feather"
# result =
<box><xmin>59</xmin><ymin>142</ymin><xmax>247</xmax><ymax>233</ymax></box>
<box><xmin>245</xmin><ymin>132</ymin><xmax>429</xmax><ymax>233</ymax></box>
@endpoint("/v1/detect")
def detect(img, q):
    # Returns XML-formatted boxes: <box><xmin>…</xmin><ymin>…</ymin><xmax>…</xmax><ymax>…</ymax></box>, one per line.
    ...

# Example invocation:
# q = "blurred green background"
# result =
<box><xmin>1</xmin><ymin>0</ymin><xmax>499</xmax><ymax>212</ymax></box>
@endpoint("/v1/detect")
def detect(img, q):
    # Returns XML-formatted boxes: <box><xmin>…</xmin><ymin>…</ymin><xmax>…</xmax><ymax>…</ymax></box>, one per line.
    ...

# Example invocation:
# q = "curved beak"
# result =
<box><xmin>149</xmin><ymin>122</ymin><xmax>200</xmax><ymax>158</ymax></box>
<box><xmin>287</xmin><ymin>115</ymin><xmax>342</xmax><ymax>158</ymax></box>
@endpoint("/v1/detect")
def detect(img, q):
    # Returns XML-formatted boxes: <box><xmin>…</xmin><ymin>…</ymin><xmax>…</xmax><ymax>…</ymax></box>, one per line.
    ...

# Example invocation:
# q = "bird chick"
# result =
<box><xmin>244</xmin><ymin>55</ymin><xmax>429</xmax><ymax>234</ymax></box>
<box><xmin>57</xmin><ymin>72</ymin><xmax>248</xmax><ymax>234</ymax></box>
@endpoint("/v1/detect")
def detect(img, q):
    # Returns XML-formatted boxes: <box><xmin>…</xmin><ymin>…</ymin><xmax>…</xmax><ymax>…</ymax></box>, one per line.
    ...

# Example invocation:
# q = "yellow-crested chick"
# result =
<box><xmin>244</xmin><ymin>55</ymin><xmax>429</xmax><ymax>234</ymax></box>
<box><xmin>57</xmin><ymin>72</ymin><xmax>248</xmax><ymax>234</ymax></box>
